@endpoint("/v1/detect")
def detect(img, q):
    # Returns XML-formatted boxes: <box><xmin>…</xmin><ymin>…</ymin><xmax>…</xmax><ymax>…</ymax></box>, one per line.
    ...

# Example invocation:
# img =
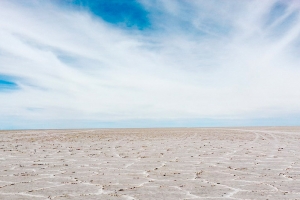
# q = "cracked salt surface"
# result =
<box><xmin>1</xmin><ymin>127</ymin><xmax>300</xmax><ymax>199</ymax></box>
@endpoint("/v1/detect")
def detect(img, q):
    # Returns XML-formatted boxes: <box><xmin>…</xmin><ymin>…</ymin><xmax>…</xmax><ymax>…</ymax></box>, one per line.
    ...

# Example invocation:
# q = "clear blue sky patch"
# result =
<box><xmin>67</xmin><ymin>0</ymin><xmax>150</xmax><ymax>29</ymax></box>
<box><xmin>0</xmin><ymin>78</ymin><xmax>18</xmax><ymax>91</ymax></box>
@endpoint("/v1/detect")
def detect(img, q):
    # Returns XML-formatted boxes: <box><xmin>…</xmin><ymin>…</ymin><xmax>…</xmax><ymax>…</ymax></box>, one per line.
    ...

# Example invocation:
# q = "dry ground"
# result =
<box><xmin>0</xmin><ymin>127</ymin><xmax>300</xmax><ymax>199</ymax></box>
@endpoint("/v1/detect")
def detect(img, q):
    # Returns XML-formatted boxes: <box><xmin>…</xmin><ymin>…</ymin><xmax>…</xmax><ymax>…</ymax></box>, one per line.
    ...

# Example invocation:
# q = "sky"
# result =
<box><xmin>1</xmin><ymin>0</ymin><xmax>300</xmax><ymax>129</ymax></box>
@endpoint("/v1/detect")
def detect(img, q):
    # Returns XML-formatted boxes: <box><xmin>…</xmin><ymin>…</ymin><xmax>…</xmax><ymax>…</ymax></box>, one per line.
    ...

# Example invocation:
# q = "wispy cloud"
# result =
<box><xmin>0</xmin><ymin>0</ymin><xmax>300</xmax><ymax>129</ymax></box>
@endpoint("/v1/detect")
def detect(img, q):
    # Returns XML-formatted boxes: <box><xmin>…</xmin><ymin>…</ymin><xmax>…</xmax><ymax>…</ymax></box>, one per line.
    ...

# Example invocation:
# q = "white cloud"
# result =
<box><xmin>0</xmin><ymin>0</ymin><xmax>300</xmax><ymax>128</ymax></box>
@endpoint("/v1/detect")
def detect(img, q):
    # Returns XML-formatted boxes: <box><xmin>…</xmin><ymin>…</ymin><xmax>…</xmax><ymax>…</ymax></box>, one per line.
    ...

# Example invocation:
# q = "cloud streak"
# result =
<box><xmin>0</xmin><ymin>0</ymin><xmax>300</xmax><ymax>129</ymax></box>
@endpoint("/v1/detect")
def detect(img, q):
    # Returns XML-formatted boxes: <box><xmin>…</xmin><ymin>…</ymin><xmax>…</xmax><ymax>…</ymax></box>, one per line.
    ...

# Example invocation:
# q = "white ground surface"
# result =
<box><xmin>0</xmin><ymin>127</ymin><xmax>300</xmax><ymax>200</ymax></box>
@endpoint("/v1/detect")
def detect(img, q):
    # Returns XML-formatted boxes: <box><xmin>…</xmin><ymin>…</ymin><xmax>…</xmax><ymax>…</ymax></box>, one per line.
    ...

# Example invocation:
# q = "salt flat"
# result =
<box><xmin>0</xmin><ymin>127</ymin><xmax>300</xmax><ymax>200</ymax></box>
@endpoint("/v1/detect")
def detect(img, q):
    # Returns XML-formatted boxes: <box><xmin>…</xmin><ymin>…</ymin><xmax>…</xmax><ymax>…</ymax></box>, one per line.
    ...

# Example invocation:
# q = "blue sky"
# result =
<box><xmin>0</xmin><ymin>79</ymin><xmax>18</xmax><ymax>91</ymax></box>
<box><xmin>1</xmin><ymin>0</ymin><xmax>300</xmax><ymax>129</ymax></box>
<box><xmin>69</xmin><ymin>0</ymin><xmax>150</xmax><ymax>29</ymax></box>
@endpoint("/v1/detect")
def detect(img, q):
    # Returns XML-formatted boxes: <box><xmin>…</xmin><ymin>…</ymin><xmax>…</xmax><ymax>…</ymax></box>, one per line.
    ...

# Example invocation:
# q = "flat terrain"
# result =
<box><xmin>0</xmin><ymin>127</ymin><xmax>300</xmax><ymax>200</ymax></box>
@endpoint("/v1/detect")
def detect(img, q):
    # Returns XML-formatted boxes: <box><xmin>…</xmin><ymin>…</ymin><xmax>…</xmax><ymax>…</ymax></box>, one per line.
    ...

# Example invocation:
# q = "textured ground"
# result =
<box><xmin>0</xmin><ymin>127</ymin><xmax>300</xmax><ymax>200</ymax></box>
